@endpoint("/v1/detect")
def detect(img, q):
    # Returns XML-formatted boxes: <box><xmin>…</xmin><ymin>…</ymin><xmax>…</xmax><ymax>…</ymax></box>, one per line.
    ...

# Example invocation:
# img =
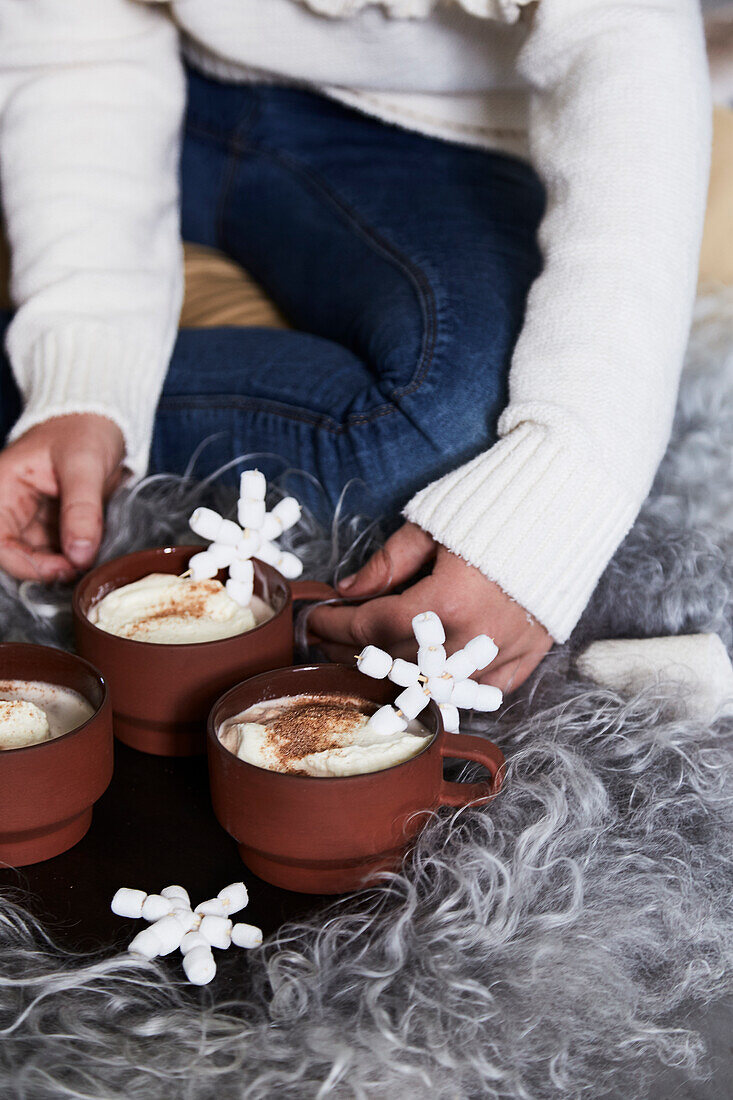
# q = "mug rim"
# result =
<box><xmin>0</xmin><ymin>642</ymin><xmax>109</xmax><ymax>757</ymax></box>
<box><xmin>207</xmin><ymin>662</ymin><xmax>443</xmax><ymax>782</ymax></box>
<box><xmin>72</xmin><ymin>544</ymin><xmax>293</xmax><ymax>653</ymax></box>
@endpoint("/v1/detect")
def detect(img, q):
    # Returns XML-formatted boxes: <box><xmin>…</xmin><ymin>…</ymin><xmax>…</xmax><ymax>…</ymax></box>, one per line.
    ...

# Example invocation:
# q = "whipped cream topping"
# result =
<box><xmin>0</xmin><ymin>679</ymin><xmax>95</xmax><ymax>749</ymax></box>
<box><xmin>88</xmin><ymin>573</ymin><xmax>274</xmax><ymax>644</ymax></box>
<box><xmin>219</xmin><ymin>692</ymin><xmax>431</xmax><ymax>777</ymax></box>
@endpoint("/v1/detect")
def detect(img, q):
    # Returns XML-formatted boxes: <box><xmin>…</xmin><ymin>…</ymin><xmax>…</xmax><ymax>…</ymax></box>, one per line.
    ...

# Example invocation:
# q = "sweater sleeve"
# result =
<box><xmin>0</xmin><ymin>0</ymin><xmax>185</xmax><ymax>478</ymax></box>
<box><xmin>404</xmin><ymin>0</ymin><xmax>711</xmax><ymax>643</ymax></box>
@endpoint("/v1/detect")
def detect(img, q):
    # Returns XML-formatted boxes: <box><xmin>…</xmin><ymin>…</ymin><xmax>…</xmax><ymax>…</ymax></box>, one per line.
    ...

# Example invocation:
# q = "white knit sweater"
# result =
<box><xmin>0</xmin><ymin>0</ymin><xmax>710</xmax><ymax>641</ymax></box>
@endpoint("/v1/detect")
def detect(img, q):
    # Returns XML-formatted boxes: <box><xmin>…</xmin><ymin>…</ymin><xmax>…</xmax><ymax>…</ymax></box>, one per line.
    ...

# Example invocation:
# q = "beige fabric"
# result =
<box><xmin>699</xmin><ymin>106</ymin><xmax>733</xmax><ymax>286</ymax></box>
<box><xmin>179</xmin><ymin>244</ymin><xmax>288</xmax><ymax>329</ymax></box>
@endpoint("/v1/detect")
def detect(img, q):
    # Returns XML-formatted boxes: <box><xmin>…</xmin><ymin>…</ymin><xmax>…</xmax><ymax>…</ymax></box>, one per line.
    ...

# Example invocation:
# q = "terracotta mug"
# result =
<box><xmin>0</xmin><ymin>643</ymin><xmax>113</xmax><ymax>867</ymax></box>
<box><xmin>73</xmin><ymin>545</ymin><xmax>334</xmax><ymax>757</ymax></box>
<box><xmin>208</xmin><ymin>663</ymin><xmax>505</xmax><ymax>894</ymax></box>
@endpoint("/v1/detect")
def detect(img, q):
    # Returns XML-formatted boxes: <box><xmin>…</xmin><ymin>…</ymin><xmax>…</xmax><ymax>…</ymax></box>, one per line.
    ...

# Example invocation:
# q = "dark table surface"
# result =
<box><xmin>0</xmin><ymin>740</ymin><xmax>329</xmax><ymax>993</ymax></box>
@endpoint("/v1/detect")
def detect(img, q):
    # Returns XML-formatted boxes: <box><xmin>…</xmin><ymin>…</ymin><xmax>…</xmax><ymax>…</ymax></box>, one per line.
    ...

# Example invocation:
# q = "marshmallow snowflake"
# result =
<box><xmin>356</xmin><ymin>612</ymin><xmax>502</xmax><ymax>736</ymax></box>
<box><xmin>186</xmin><ymin>469</ymin><xmax>303</xmax><ymax>607</ymax></box>
<box><xmin>111</xmin><ymin>882</ymin><xmax>263</xmax><ymax>985</ymax></box>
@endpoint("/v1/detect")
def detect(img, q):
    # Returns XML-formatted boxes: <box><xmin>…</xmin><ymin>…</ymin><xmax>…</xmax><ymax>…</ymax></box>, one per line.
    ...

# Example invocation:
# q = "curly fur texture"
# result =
<box><xmin>1</xmin><ymin>290</ymin><xmax>733</xmax><ymax>1099</ymax></box>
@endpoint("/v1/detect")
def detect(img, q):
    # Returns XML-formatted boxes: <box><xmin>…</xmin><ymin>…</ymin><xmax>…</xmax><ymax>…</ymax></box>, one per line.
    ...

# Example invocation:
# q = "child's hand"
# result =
<box><xmin>309</xmin><ymin>522</ymin><xmax>553</xmax><ymax>693</ymax></box>
<box><xmin>0</xmin><ymin>414</ymin><xmax>125</xmax><ymax>582</ymax></box>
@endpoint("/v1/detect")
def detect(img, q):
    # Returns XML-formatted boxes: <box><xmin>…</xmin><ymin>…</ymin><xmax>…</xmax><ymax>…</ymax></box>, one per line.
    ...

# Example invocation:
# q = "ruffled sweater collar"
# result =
<box><xmin>294</xmin><ymin>0</ymin><xmax>533</xmax><ymax>22</ymax></box>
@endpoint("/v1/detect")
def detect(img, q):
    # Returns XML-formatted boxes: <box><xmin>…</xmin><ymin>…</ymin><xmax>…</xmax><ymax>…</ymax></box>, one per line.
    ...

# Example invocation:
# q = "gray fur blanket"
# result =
<box><xmin>1</xmin><ymin>289</ymin><xmax>732</xmax><ymax>1100</ymax></box>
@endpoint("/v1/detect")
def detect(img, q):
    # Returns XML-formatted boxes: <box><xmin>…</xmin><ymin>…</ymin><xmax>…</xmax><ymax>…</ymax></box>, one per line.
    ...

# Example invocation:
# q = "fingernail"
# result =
<box><xmin>68</xmin><ymin>539</ymin><xmax>94</xmax><ymax>565</ymax></box>
<box><xmin>338</xmin><ymin>573</ymin><xmax>356</xmax><ymax>591</ymax></box>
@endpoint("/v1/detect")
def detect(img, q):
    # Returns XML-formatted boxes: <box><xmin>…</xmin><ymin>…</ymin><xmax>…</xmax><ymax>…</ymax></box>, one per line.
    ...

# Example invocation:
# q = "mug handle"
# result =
<box><xmin>439</xmin><ymin>733</ymin><xmax>506</xmax><ymax>808</ymax></box>
<box><xmin>290</xmin><ymin>580</ymin><xmax>338</xmax><ymax>601</ymax></box>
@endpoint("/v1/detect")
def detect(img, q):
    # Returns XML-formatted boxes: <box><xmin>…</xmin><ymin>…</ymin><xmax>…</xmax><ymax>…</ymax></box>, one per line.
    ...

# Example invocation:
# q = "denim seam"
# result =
<box><xmin>157</xmin><ymin>392</ymin><xmax>398</xmax><ymax>434</ymax></box>
<box><xmin>205</xmin><ymin>97</ymin><xmax>261</xmax><ymax>256</ymax></box>
<box><xmin>254</xmin><ymin>144</ymin><xmax>438</xmax><ymax>401</ymax></box>
<box><xmin>184</xmin><ymin>117</ymin><xmax>439</xmax><ymax>411</ymax></box>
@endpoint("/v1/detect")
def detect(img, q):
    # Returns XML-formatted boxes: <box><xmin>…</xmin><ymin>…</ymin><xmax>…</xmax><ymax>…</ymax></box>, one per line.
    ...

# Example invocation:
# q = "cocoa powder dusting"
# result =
<box><xmin>132</xmin><ymin>580</ymin><xmax>220</xmax><ymax>635</ymax></box>
<box><xmin>270</xmin><ymin>694</ymin><xmax>371</xmax><ymax>770</ymax></box>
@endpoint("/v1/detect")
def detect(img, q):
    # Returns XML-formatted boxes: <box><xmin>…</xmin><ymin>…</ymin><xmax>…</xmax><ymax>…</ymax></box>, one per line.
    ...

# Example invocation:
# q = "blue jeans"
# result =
<box><xmin>0</xmin><ymin>66</ymin><xmax>544</xmax><ymax>524</ymax></box>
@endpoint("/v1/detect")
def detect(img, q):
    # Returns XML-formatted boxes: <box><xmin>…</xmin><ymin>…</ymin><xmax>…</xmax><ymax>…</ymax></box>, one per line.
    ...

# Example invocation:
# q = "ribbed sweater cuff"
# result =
<box><xmin>6</xmin><ymin>323</ymin><xmax>165</xmax><ymax>480</ymax></box>
<box><xmin>403</xmin><ymin>422</ymin><xmax>640</xmax><ymax>643</ymax></box>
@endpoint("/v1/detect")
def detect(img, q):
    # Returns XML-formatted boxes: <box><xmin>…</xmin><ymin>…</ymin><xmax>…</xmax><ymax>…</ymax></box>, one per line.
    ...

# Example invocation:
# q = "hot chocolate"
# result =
<box><xmin>88</xmin><ymin>573</ymin><xmax>273</xmax><ymax>644</ymax></box>
<box><xmin>0</xmin><ymin>679</ymin><xmax>95</xmax><ymax>749</ymax></box>
<box><xmin>218</xmin><ymin>692</ymin><xmax>431</xmax><ymax>777</ymax></box>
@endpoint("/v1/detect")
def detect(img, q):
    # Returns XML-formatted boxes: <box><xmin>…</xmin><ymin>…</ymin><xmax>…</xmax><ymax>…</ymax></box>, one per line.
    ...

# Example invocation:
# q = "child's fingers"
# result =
<box><xmin>309</xmin><ymin>594</ymin><xmax>417</xmax><ymax>651</ymax></box>
<box><xmin>18</xmin><ymin>510</ymin><xmax>60</xmax><ymax>553</ymax></box>
<box><xmin>308</xmin><ymin>600</ymin><xmax>386</xmax><ymax>647</ymax></box>
<box><xmin>0</xmin><ymin>500</ymin><xmax>73</xmax><ymax>581</ymax></box>
<box><xmin>0</xmin><ymin>535</ymin><xmax>75</xmax><ymax>582</ymax></box>
<box><xmin>479</xmin><ymin>656</ymin><xmax>523</xmax><ymax>694</ymax></box>
<box><xmin>56</xmin><ymin>449</ymin><xmax>107</xmax><ymax>569</ymax></box>
<box><xmin>480</xmin><ymin>641</ymin><xmax>552</xmax><ymax>693</ymax></box>
<box><xmin>315</xmin><ymin>641</ymin><xmax>358</xmax><ymax>665</ymax></box>
<box><xmin>315</xmin><ymin>637</ymin><xmax>427</xmax><ymax>667</ymax></box>
<box><xmin>338</xmin><ymin>523</ymin><xmax>435</xmax><ymax>598</ymax></box>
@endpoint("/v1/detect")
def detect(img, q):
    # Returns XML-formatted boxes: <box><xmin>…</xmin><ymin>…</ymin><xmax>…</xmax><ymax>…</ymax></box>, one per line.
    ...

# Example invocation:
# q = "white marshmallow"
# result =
<box><xmin>357</xmin><ymin>645</ymin><xmax>393</xmax><ymax>680</ymax></box>
<box><xmin>395</xmin><ymin>683</ymin><xmax>430</xmax><ymax>721</ymax></box>
<box><xmin>438</xmin><ymin>702</ymin><xmax>460</xmax><ymax>733</ymax></box>
<box><xmin>199</xmin><ymin>915</ymin><xmax>233</xmax><ymax>950</ymax></box>
<box><xmin>388</xmin><ymin>659</ymin><xmax>421</xmax><ymax>687</ymax></box>
<box><xmin>149</xmin><ymin>914</ymin><xmax>187</xmax><ymax>955</ymax></box>
<box><xmin>229</xmin><ymin>558</ymin><xmax>254</xmax><ymax>585</ymax></box>
<box><xmin>195</xmin><ymin>898</ymin><xmax>227</xmax><ymax>918</ymax></box>
<box><xmin>180</xmin><ymin>930</ymin><xmax>209</xmax><ymax>956</ymax></box>
<box><xmin>464</xmin><ymin>635</ymin><xmax>498</xmax><ymax>672</ymax></box>
<box><xmin>188</xmin><ymin>551</ymin><xmax>219</xmax><ymax>582</ymax></box>
<box><xmin>255</xmin><ymin>540</ymin><xmax>302</xmax><ymax>578</ymax></box>
<box><xmin>218</xmin><ymin>882</ymin><xmax>249</xmax><ymax>915</ymax></box>
<box><xmin>450</xmin><ymin>678</ymin><xmax>479</xmax><ymax>709</ymax></box>
<box><xmin>254</xmin><ymin>540</ymin><xmax>279</xmax><ymax>568</ymax></box>
<box><xmin>172</xmin><ymin>899</ymin><xmax>193</xmax><ymax>914</ymax></box>
<box><xmin>238</xmin><ymin>498</ymin><xmax>266</xmax><ymax>531</ymax></box>
<box><xmin>417</xmin><ymin>645</ymin><xmax>447</xmax><ymax>677</ymax></box>
<box><xmin>207</xmin><ymin>543</ymin><xmax>237</xmax><ymax>569</ymax></box>
<box><xmin>279</xmin><ymin>551</ymin><xmax>304</xmax><ymax>580</ymax></box>
<box><xmin>236</xmin><ymin>529</ymin><xmax>261</xmax><ymax>559</ymax></box>
<box><xmin>426</xmin><ymin>674</ymin><xmax>454</xmax><ymax>704</ymax></box>
<box><xmin>259</xmin><ymin>513</ymin><xmax>282</xmax><ymax>542</ymax></box>
<box><xmin>183</xmin><ymin>945</ymin><xmax>217</xmax><ymax>986</ymax></box>
<box><xmin>412</xmin><ymin>611</ymin><xmax>445</xmax><ymax>647</ymax></box>
<box><xmin>128</xmin><ymin>928</ymin><xmax>161</xmax><ymax>960</ymax></box>
<box><xmin>240</xmin><ymin>469</ymin><xmax>266</xmax><ymax>501</ymax></box>
<box><xmin>444</xmin><ymin>649</ymin><xmax>478</xmax><ymax>681</ymax></box>
<box><xmin>111</xmin><ymin>888</ymin><xmax>147</xmax><ymax>920</ymax></box>
<box><xmin>231</xmin><ymin>923</ymin><xmax>263</xmax><ymax>949</ymax></box>
<box><xmin>189</xmin><ymin>507</ymin><xmax>223</xmax><ymax>543</ymax></box>
<box><xmin>141</xmin><ymin>894</ymin><xmax>173</xmax><ymax>923</ymax></box>
<box><xmin>161</xmin><ymin>886</ymin><xmax>190</xmax><ymax>906</ymax></box>
<box><xmin>367</xmin><ymin>705</ymin><xmax>408</xmax><ymax>737</ymax></box>
<box><xmin>226</xmin><ymin>577</ymin><xmax>254</xmax><ymax>607</ymax></box>
<box><xmin>218</xmin><ymin>519</ymin><xmax>243</xmax><ymax>546</ymax></box>
<box><xmin>171</xmin><ymin>909</ymin><xmax>197</xmax><ymax>934</ymax></box>
<box><xmin>473</xmin><ymin>684</ymin><xmax>503</xmax><ymax>712</ymax></box>
<box><xmin>271</xmin><ymin>496</ymin><xmax>302</xmax><ymax>533</ymax></box>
